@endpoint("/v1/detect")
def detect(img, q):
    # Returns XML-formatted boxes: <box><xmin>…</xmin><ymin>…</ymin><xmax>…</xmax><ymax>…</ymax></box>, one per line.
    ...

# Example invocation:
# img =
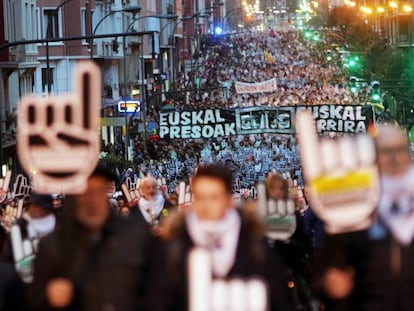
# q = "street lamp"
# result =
<box><xmin>377</xmin><ymin>6</ymin><xmax>386</xmax><ymax>13</ymax></box>
<box><xmin>389</xmin><ymin>1</ymin><xmax>398</xmax><ymax>9</ymax></box>
<box><xmin>360</xmin><ymin>6</ymin><xmax>373</xmax><ymax>15</ymax></box>
<box><xmin>403</xmin><ymin>5</ymin><xmax>413</xmax><ymax>13</ymax></box>
<box><xmin>158</xmin><ymin>9</ymin><xmax>211</xmax><ymax>87</ymax></box>
<box><xmin>121</xmin><ymin>14</ymin><xmax>177</xmax><ymax>160</ymax></box>
<box><xmin>89</xmin><ymin>5</ymin><xmax>141</xmax><ymax>59</ymax></box>
<box><xmin>122</xmin><ymin>14</ymin><xmax>177</xmax><ymax>98</ymax></box>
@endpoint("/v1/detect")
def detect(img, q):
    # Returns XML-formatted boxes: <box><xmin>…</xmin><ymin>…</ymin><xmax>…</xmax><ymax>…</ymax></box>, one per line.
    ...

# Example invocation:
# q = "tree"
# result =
<box><xmin>327</xmin><ymin>6</ymin><xmax>381</xmax><ymax>53</ymax></box>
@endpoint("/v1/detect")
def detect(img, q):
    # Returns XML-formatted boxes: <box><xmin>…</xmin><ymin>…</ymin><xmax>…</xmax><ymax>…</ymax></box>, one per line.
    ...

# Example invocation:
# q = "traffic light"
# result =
<box><xmin>349</xmin><ymin>76</ymin><xmax>358</xmax><ymax>94</ymax></box>
<box><xmin>303</xmin><ymin>30</ymin><xmax>319</xmax><ymax>41</ymax></box>
<box><xmin>214</xmin><ymin>26</ymin><xmax>223</xmax><ymax>35</ymax></box>
<box><xmin>370</xmin><ymin>81</ymin><xmax>381</xmax><ymax>103</ymax></box>
<box><xmin>195</xmin><ymin>77</ymin><xmax>201</xmax><ymax>89</ymax></box>
<box><xmin>326</xmin><ymin>50</ymin><xmax>332</xmax><ymax>61</ymax></box>
<box><xmin>348</xmin><ymin>55</ymin><xmax>360</xmax><ymax>68</ymax></box>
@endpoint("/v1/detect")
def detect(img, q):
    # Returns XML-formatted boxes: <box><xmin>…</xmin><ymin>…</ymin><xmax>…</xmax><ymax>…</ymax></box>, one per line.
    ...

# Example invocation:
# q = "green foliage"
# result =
<box><xmin>327</xmin><ymin>6</ymin><xmax>381</xmax><ymax>53</ymax></box>
<box><xmin>99</xmin><ymin>153</ymin><xmax>130</xmax><ymax>171</ymax></box>
<box><xmin>319</xmin><ymin>6</ymin><xmax>414</xmax><ymax>127</ymax></box>
<box><xmin>369</xmin><ymin>50</ymin><xmax>409</xmax><ymax>80</ymax></box>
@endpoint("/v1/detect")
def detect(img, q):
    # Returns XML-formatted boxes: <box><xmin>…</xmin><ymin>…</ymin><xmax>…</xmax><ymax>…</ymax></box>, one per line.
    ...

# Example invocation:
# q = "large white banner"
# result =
<box><xmin>235</xmin><ymin>78</ymin><xmax>277</xmax><ymax>94</ymax></box>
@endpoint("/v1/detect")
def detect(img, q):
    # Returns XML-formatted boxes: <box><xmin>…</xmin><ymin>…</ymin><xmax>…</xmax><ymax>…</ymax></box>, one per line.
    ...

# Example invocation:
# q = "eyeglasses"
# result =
<box><xmin>378</xmin><ymin>146</ymin><xmax>408</xmax><ymax>155</ymax></box>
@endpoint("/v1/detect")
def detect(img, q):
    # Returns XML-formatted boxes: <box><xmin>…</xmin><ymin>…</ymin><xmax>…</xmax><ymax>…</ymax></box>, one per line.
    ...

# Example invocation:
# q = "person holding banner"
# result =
<box><xmin>146</xmin><ymin>164</ymin><xmax>291</xmax><ymax>311</ymax></box>
<box><xmin>314</xmin><ymin>125</ymin><xmax>414</xmax><ymax>311</ymax></box>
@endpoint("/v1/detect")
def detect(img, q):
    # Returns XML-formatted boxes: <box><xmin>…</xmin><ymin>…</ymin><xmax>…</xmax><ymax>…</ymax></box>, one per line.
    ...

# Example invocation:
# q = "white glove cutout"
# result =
<box><xmin>17</xmin><ymin>61</ymin><xmax>101</xmax><ymax>194</ymax></box>
<box><xmin>296</xmin><ymin>111</ymin><xmax>379</xmax><ymax>234</ymax></box>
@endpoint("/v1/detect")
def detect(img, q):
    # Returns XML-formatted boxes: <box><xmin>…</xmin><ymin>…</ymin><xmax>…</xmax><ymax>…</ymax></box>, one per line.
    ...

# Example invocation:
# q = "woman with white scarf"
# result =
<box><xmin>146</xmin><ymin>164</ymin><xmax>291</xmax><ymax>311</ymax></box>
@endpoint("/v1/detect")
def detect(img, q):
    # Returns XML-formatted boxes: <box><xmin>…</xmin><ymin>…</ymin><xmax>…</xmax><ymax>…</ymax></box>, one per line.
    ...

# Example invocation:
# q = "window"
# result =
<box><xmin>41</xmin><ymin>68</ymin><xmax>54</xmax><ymax>92</ymax></box>
<box><xmin>43</xmin><ymin>9</ymin><xmax>59</xmax><ymax>39</ymax></box>
<box><xmin>36</xmin><ymin>8</ymin><xmax>41</xmax><ymax>40</ymax></box>
<box><xmin>81</xmin><ymin>8</ymin><xmax>86</xmax><ymax>36</ymax></box>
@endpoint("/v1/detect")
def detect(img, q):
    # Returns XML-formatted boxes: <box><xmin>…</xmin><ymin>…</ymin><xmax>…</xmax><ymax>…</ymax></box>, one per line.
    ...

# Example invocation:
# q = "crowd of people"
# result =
<box><xmin>1</xmin><ymin>124</ymin><xmax>414</xmax><ymax>311</ymax></box>
<box><xmin>119</xmin><ymin>134</ymin><xmax>302</xmax><ymax>196</ymax></box>
<box><xmin>121</xmin><ymin>28</ymin><xmax>371</xmax><ymax>194</ymax></box>
<box><xmin>2</xmin><ymin>25</ymin><xmax>413</xmax><ymax>311</ymax></box>
<box><xmin>169</xmin><ymin>29</ymin><xmax>361</xmax><ymax>110</ymax></box>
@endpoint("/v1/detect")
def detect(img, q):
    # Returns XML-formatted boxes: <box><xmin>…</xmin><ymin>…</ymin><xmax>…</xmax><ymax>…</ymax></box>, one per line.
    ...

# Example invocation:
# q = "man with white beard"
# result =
<box><xmin>131</xmin><ymin>177</ymin><xmax>173</xmax><ymax>235</ymax></box>
<box><xmin>316</xmin><ymin>125</ymin><xmax>414</xmax><ymax>311</ymax></box>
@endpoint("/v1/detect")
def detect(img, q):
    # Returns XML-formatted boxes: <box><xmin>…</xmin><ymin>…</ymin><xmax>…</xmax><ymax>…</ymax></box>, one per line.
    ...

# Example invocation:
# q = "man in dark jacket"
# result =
<box><xmin>315</xmin><ymin>125</ymin><xmax>414</xmax><ymax>311</ymax></box>
<box><xmin>146</xmin><ymin>164</ymin><xmax>292</xmax><ymax>311</ymax></box>
<box><xmin>29</xmin><ymin>167</ymin><xmax>151</xmax><ymax>311</ymax></box>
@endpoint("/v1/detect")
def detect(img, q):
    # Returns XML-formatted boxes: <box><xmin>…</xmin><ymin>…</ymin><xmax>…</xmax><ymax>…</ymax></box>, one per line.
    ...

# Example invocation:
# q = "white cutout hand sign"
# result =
<box><xmin>177</xmin><ymin>181</ymin><xmax>192</xmax><ymax>210</ymax></box>
<box><xmin>157</xmin><ymin>177</ymin><xmax>168</xmax><ymax>194</ymax></box>
<box><xmin>257</xmin><ymin>183</ymin><xmax>297</xmax><ymax>241</ymax></box>
<box><xmin>0</xmin><ymin>170</ymin><xmax>11</xmax><ymax>203</ymax></box>
<box><xmin>13</xmin><ymin>174</ymin><xmax>32</xmax><ymax>200</ymax></box>
<box><xmin>189</xmin><ymin>248</ymin><xmax>267</xmax><ymax>311</ymax></box>
<box><xmin>11</xmin><ymin>223</ymin><xmax>36</xmax><ymax>283</ymax></box>
<box><xmin>296</xmin><ymin>111</ymin><xmax>379</xmax><ymax>234</ymax></box>
<box><xmin>232</xmin><ymin>178</ymin><xmax>241</xmax><ymax>194</ymax></box>
<box><xmin>121</xmin><ymin>177</ymin><xmax>140</xmax><ymax>207</ymax></box>
<box><xmin>17</xmin><ymin>61</ymin><xmax>101</xmax><ymax>194</ymax></box>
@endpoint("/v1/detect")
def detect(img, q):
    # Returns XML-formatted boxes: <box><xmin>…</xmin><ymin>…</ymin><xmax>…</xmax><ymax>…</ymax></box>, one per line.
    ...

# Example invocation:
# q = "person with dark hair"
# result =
<box><xmin>1</xmin><ymin>193</ymin><xmax>57</xmax><ymax>311</ymax></box>
<box><xmin>265</xmin><ymin>173</ymin><xmax>313</xmax><ymax>310</ymax></box>
<box><xmin>265</xmin><ymin>174</ymin><xmax>289</xmax><ymax>201</ymax></box>
<box><xmin>146</xmin><ymin>164</ymin><xmax>291</xmax><ymax>311</ymax></box>
<box><xmin>29</xmin><ymin>166</ymin><xmax>151</xmax><ymax>311</ymax></box>
<box><xmin>116</xmin><ymin>195</ymin><xmax>127</xmax><ymax>210</ymax></box>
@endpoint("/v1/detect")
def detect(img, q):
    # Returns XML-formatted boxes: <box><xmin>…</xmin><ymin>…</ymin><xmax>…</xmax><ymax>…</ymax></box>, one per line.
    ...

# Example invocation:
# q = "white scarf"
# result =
<box><xmin>139</xmin><ymin>193</ymin><xmax>165</xmax><ymax>224</ymax></box>
<box><xmin>378</xmin><ymin>166</ymin><xmax>414</xmax><ymax>246</ymax></box>
<box><xmin>23</xmin><ymin>212</ymin><xmax>56</xmax><ymax>240</ymax></box>
<box><xmin>186</xmin><ymin>209</ymin><xmax>241</xmax><ymax>278</ymax></box>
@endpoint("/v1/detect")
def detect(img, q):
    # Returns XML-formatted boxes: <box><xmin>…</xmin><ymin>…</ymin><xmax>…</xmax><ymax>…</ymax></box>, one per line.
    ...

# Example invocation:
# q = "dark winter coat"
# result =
<box><xmin>1</xmin><ymin>216</ymin><xmax>47</xmax><ymax>311</ymax></box>
<box><xmin>130</xmin><ymin>198</ymin><xmax>174</xmax><ymax>227</ymax></box>
<box><xmin>315</xmin><ymin>225</ymin><xmax>414</xmax><ymax>311</ymax></box>
<box><xmin>29</xmin><ymin>213</ymin><xmax>151</xmax><ymax>311</ymax></box>
<box><xmin>145</xmin><ymin>210</ymin><xmax>293</xmax><ymax>311</ymax></box>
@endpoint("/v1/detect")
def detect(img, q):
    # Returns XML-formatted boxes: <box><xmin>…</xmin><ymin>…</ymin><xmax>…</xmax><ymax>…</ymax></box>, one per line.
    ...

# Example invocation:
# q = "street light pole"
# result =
<box><xmin>88</xmin><ymin>5</ymin><xmax>140</xmax><ymax>161</ymax></box>
<box><xmin>141</xmin><ymin>38</ymin><xmax>147</xmax><ymax>156</ymax></box>
<box><xmin>122</xmin><ymin>14</ymin><xmax>177</xmax><ymax>98</ymax></box>
<box><xmin>121</xmin><ymin>14</ymin><xmax>177</xmax><ymax>160</ymax></box>
<box><xmin>89</xmin><ymin>5</ymin><xmax>141</xmax><ymax>59</ymax></box>
<box><xmin>158</xmin><ymin>9</ymin><xmax>211</xmax><ymax>87</ymax></box>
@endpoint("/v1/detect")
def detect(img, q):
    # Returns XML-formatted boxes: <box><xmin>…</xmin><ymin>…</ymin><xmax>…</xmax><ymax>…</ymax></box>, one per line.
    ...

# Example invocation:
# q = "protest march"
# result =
<box><xmin>0</xmin><ymin>19</ymin><xmax>413</xmax><ymax>311</ymax></box>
